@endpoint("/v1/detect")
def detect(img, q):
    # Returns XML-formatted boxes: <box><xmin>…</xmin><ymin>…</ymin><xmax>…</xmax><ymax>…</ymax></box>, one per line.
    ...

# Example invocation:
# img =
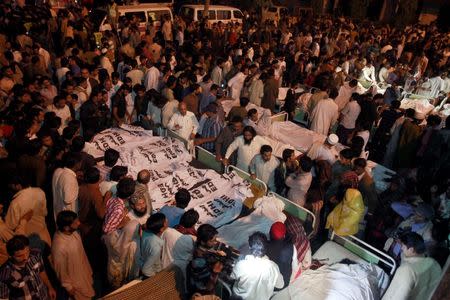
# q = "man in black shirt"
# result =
<box><xmin>112</xmin><ymin>85</ymin><xmax>131</xmax><ymax>126</ymax></box>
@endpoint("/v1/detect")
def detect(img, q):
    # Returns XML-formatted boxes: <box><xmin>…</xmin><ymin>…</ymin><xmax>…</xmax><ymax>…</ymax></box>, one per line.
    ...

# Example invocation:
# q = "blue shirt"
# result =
<box><xmin>201</xmin><ymin>116</ymin><xmax>224</xmax><ymax>152</ymax></box>
<box><xmin>137</xmin><ymin>231</ymin><xmax>164</xmax><ymax>277</ymax></box>
<box><xmin>159</xmin><ymin>206</ymin><xmax>185</xmax><ymax>227</ymax></box>
<box><xmin>200</xmin><ymin>94</ymin><xmax>217</xmax><ymax>114</ymax></box>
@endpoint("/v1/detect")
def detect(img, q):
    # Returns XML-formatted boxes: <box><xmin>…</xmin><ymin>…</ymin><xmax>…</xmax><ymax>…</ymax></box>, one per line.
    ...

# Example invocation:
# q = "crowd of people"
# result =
<box><xmin>0</xmin><ymin>0</ymin><xmax>449</xmax><ymax>299</ymax></box>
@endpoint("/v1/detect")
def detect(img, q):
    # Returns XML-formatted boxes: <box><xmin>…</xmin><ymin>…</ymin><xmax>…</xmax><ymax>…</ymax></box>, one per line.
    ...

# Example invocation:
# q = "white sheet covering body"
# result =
<box><xmin>91</xmin><ymin>128</ymin><xmax>253</xmax><ymax>229</ymax></box>
<box><xmin>273</xmin><ymin>263</ymin><xmax>390</xmax><ymax>300</ymax></box>
<box><xmin>267</xmin><ymin>121</ymin><xmax>395</xmax><ymax>193</ymax></box>
<box><xmin>270</xmin><ymin>121</ymin><xmax>327</xmax><ymax>153</ymax></box>
<box><xmin>220</xmin><ymin>99</ymin><xmax>267</xmax><ymax>119</ymax></box>
<box><xmin>400</xmin><ymin>98</ymin><xmax>435</xmax><ymax>116</ymax></box>
<box><xmin>217</xmin><ymin>196</ymin><xmax>286</xmax><ymax>250</ymax></box>
<box><xmin>186</xmin><ymin>171</ymin><xmax>250</xmax><ymax>228</ymax></box>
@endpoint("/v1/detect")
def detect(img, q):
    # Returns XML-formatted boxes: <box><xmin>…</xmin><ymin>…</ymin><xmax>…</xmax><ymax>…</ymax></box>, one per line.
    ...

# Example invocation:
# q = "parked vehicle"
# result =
<box><xmin>97</xmin><ymin>4</ymin><xmax>173</xmax><ymax>33</ymax></box>
<box><xmin>261</xmin><ymin>5</ymin><xmax>288</xmax><ymax>23</ymax></box>
<box><xmin>179</xmin><ymin>4</ymin><xmax>244</xmax><ymax>25</ymax></box>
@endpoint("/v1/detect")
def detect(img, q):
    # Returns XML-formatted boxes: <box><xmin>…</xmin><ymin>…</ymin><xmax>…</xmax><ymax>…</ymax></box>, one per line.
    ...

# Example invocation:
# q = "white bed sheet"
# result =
<box><xmin>220</xmin><ymin>99</ymin><xmax>267</xmax><ymax>118</ymax></box>
<box><xmin>273</xmin><ymin>263</ymin><xmax>389</xmax><ymax>300</ymax></box>
<box><xmin>401</xmin><ymin>98</ymin><xmax>435</xmax><ymax>115</ymax></box>
<box><xmin>270</xmin><ymin>121</ymin><xmax>326</xmax><ymax>153</ymax></box>
<box><xmin>267</xmin><ymin>121</ymin><xmax>395</xmax><ymax>192</ymax></box>
<box><xmin>312</xmin><ymin>241</ymin><xmax>366</xmax><ymax>265</ymax></box>
<box><xmin>217</xmin><ymin>196</ymin><xmax>286</xmax><ymax>250</ymax></box>
<box><xmin>91</xmin><ymin>129</ymin><xmax>252</xmax><ymax>229</ymax></box>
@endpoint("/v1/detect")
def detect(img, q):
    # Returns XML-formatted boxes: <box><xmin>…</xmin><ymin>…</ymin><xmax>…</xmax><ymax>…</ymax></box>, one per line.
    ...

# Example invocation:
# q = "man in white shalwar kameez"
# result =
<box><xmin>334</xmin><ymin>80</ymin><xmax>358</xmax><ymax>112</ymax></box>
<box><xmin>228</xmin><ymin>67</ymin><xmax>248</xmax><ymax>100</ymax></box>
<box><xmin>224</xmin><ymin>126</ymin><xmax>267</xmax><ymax>172</ymax></box>
<box><xmin>309</xmin><ymin>96</ymin><xmax>339</xmax><ymax>136</ymax></box>
<box><xmin>52</xmin><ymin>211</ymin><xmax>95</xmax><ymax>300</ymax></box>
<box><xmin>144</xmin><ymin>63</ymin><xmax>161</xmax><ymax>92</ymax></box>
<box><xmin>232</xmin><ymin>232</ymin><xmax>284</xmax><ymax>300</ymax></box>
<box><xmin>167</xmin><ymin>102</ymin><xmax>199</xmax><ymax>140</ymax></box>
<box><xmin>6</xmin><ymin>177</ymin><xmax>52</xmax><ymax>247</ymax></box>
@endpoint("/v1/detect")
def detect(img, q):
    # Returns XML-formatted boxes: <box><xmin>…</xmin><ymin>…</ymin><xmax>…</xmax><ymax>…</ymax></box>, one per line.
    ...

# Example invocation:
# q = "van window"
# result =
<box><xmin>148</xmin><ymin>10</ymin><xmax>171</xmax><ymax>23</ymax></box>
<box><xmin>233</xmin><ymin>10</ymin><xmax>243</xmax><ymax>19</ymax></box>
<box><xmin>124</xmin><ymin>12</ymin><xmax>146</xmax><ymax>23</ymax></box>
<box><xmin>181</xmin><ymin>7</ymin><xmax>194</xmax><ymax>19</ymax></box>
<box><xmin>217</xmin><ymin>10</ymin><xmax>231</xmax><ymax>20</ymax></box>
<box><xmin>197</xmin><ymin>10</ymin><xmax>216</xmax><ymax>20</ymax></box>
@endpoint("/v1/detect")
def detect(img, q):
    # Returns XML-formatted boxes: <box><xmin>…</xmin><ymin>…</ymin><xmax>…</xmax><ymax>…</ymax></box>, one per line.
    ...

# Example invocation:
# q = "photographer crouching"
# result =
<box><xmin>186</xmin><ymin>224</ymin><xmax>239</xmax><ymax>298</ymax></box>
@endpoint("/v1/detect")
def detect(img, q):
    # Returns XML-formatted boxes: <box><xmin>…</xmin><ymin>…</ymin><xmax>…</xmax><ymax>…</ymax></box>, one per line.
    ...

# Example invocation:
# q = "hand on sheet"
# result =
<box><xmin>222</xmin><ymin>158</ymin><xmax>229</xmax><ymax>166</ymax></box>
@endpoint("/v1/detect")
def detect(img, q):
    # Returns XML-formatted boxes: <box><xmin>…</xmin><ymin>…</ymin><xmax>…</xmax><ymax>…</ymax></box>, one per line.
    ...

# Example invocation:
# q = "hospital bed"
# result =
<box><xmin>270</xmin><ymin>111</ymin><xmax>288</xmax><ymax>123</ymax></box>
<box><xmin>293</xmin><ymin>107</ymin><xmax>309</xmax><ymax>127</ymax></box>
<box><xmin>271</xmin><ymin>231</ymin><xmax>397</xmax><ymax>300</ymax></box>
<box><xmin>226</xmin><ymin>165</ymin><xmax>268</xmax><ymax>197</ymax></box>
<box><xmin>165</xmin><ymin>128</ymin><xmax>195</xmax><ymax>156</ymax></box>
<box><xmin>194</xmin><ymin>146</ymin><xmax>224</xmax><ymax>173</ymax></box>
<box><xmin>268</xmin><ymin>192</ymin><xmax>316</xmax><ymax>238</ymax></box>
<box><xmin>313</xmin><ymin>231</ymin><xmax>397</xmax><ymax>276</ymax></box>
<box><xmin>266</xmin><ymin>117</ymin><xmax>396</xmax><ymax>193</ymax></box>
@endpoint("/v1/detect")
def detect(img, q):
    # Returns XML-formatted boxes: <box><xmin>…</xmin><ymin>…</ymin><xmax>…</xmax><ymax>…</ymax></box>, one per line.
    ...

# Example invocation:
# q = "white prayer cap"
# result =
<box><xmin>335</xmin><ymin>67</ymin><xmax>342</xmax><ymax>73</ymax></box>
<box><xmin>327</xmin><ymin>134</ymin><xmax>339</xmax><ymax>145</ymax></box>
<box><xmin>101</xmin><ymin>48</ymin><xmax>108</xmax><ymax>54</ymax></box>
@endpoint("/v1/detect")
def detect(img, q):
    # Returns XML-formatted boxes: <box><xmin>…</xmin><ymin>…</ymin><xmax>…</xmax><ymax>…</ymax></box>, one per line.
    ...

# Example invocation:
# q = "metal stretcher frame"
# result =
<box><xmin>166</xmin><ymin>128</ymin><xmax>195</xmax><ymax>156</ymax></box>
<box><xmin>268</xmin><ymin>192</ymin><xmax>316</xmax><ymax>238</ymax></box>
<box><xmin>293</xmin><ymin>107</ymin><xmax>309</xmax><ymax>127</ymax></box>
<box><xmin>225</xmin><ymin>165</ymin><xmax>268</xmax><ymax>195</ymax></box>
<box><xmin>195</xmin><ymin>146</ymin><xmax>224</xmax><ymax>173</ymax></box>
<box><xmin>270</xmin><ymin>111</ymin><xmax>288</xmax><ymax>123</ymax></box>
<box><xmin>328</xmin><ymin>231</ymin><xmax>397</xmax><ymax>275</ymax></box>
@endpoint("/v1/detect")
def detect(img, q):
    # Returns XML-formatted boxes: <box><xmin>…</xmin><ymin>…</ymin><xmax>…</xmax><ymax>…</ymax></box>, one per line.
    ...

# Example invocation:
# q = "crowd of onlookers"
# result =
<box><xmin>0</xmin><ymin>0</ymin><xmax>449</xmax><ymax>299</ymax></box>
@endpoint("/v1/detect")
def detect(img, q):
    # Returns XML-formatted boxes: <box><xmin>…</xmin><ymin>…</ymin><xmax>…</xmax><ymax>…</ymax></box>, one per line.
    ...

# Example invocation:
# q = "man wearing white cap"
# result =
<box><xmin>307</xmin><ymin>134</ymin><xmax>340</xmax><ymax>165</ymax></box>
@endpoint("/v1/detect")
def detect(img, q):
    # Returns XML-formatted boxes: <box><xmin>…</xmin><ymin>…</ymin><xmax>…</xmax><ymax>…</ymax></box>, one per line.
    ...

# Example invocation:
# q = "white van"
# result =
<box><xmin>98</xmin><ymin>4</ymin><xmax>173</xmax><ymax>33</ymax></box>
<box><xmin>179</xmin><ymin>5</ymin><xmax>244</xmax><ymax>25</ymax></box>
<box><xmin>262</xmin><ymin>5</ymin><xmax>289</xmax><ymax>23</ymax></box>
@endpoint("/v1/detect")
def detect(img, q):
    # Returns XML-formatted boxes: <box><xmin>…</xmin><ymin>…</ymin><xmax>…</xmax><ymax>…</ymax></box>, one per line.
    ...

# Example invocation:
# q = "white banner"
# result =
<box><xmin>92</xmin><ymin>128</ymin><xmax>154</xmax><ymax>152</ymax></box>
<box><xmin>149</xmin><ymin>168</ymin><xmax>215</xmax><ymax>209</ymax></box>
<box><xmin>195</xmin><ymin>191</ymin><xmax>244</xmax><ymax>228</ymax></box>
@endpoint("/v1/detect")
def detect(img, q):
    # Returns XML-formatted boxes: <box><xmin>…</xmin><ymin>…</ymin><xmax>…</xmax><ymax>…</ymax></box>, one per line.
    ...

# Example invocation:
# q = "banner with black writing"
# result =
<box><xmin>149</xmin><ymin>168</ymin><xmax>219</xmax><ymax>209</ymax></box>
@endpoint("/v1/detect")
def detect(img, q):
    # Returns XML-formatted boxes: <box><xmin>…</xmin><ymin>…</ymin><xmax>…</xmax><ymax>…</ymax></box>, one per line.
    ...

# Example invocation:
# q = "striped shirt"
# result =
<box><xmin>201</xmin><ymin>116</ymin><xmax>224</xmax><ymax>153</ymax></box>
<box><xmin>103</xmin><ymin>197</ymin><xmax>125</xmax><ymax>234</ymax></box>
<box><xmin>0</xmin><ymin>250</ymin><xmax>49</xmax><ymax>300</ymax></box>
